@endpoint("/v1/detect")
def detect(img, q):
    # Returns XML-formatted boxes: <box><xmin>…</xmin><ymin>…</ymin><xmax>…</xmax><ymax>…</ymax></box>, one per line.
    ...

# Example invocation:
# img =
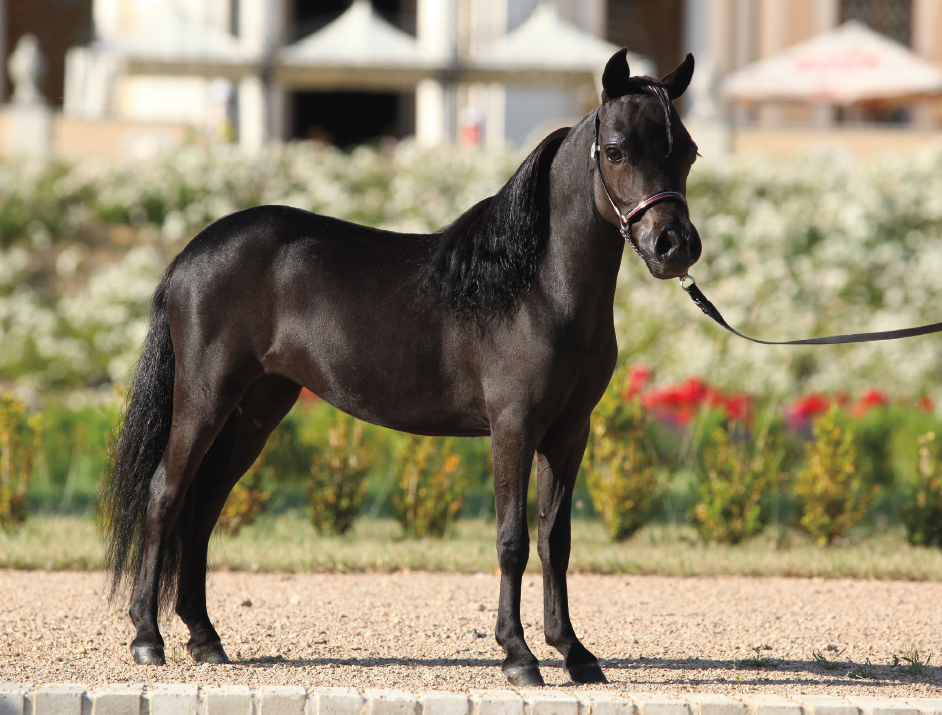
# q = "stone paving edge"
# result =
<box><xmin>2</xmin><ymin>685</ymin><xmax>942</xmax><ymax>715</ymax></box>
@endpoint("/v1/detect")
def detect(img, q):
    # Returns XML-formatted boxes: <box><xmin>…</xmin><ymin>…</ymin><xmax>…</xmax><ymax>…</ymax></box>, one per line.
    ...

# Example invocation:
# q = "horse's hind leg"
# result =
<box><xmin>174</xmin><ymin>375</ymin><xmax>302</xmax><ymax>663</ymax></box>
<box><xmin>128</xmin><ymin>373</ymin><xmax>249</xmax><ymax>665</ymax></box>
<box><xmin>536</xmin><ymin>417</ymin><xmax>607</xmax><ymax>684</ymax></box>
<box><xmin>492</xmin><ymin>423</ymin><xmax>545</xmax><ymax>686</ymax></box>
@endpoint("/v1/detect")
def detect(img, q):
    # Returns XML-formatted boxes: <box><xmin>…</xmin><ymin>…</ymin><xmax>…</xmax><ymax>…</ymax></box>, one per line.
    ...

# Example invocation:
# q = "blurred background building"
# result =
<box><xmin>1</xmin><ymin>0</ymin><xmax>941</xmax><ymax>161</ymax></box>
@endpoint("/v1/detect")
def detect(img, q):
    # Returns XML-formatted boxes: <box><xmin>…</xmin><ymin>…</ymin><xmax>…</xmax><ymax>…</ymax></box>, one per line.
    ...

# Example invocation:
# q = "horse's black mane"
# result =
<box><xmin>423</xmin><ymin>127</ymin><xmax>569</xmax><ymax>324</ymax></box>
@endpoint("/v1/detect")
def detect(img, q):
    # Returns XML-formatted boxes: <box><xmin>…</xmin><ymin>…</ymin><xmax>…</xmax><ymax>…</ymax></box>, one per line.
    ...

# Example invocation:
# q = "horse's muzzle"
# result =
<box><xmin>650</xmin><ymin>221</ymin><xmax>701</xmax><ymax>278</ymax></box>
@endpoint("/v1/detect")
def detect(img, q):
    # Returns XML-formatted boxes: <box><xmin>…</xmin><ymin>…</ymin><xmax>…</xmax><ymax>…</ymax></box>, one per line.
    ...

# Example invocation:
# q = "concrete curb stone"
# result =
<box><xmin>260</xmin><ymin>685</ymin><xmax>308</xmax><ymax>715</ymax></box>
<box><xmin>421</xmin><ymin>691</ymin><xmax>471</xmax><ymax>715</ymax></box>
<box><xmin>87</xmin><ymin>684</ymin><xmax>145</xmax><ymax>715</ymax></box>
<box><xmin>366</xmin><ymin>689</ymin><xmax>419</xmax><ymax>715</ymax></box>
<box><xmin>847</xmin><ymin>697</ymin><xmax>919</xmax><ymax>715</ymax></box>
<box><xmin>791</xmin><ymin>697</ymin><xmax>856</xmax><ymax>715</ymax></box>
<box><xmin>1</xmin><ymin>685</ymin><xmax>940</xmax><ymax>715</ymax></box>
<box><xmin>31</xmin><ymin>683</ymin><xmax>87</xmax><ymax>715</ymax></box>
<box><xmin>740</xmin><ymin>695</ymin><xmax>804</xmax><ymax>715</ymax></box>
<box><xmin>203</xmin><ymin>685</ymin><xmax>253</xmax><ymax>715</ymax></box>
<box><xmin>147</xmin><ymin>683</ymin><xmax>200</xmax><ymax>715</ymax></box>
<box><xmin>470</xmin><ymin>690</ymin><xmax>524</xmax><ymax>715</ymax></box>
<box><xmin>575</xmin><ymin>691</ymin><xmax>634</xmax><ymax>715</ymax></box>
<box><xmin>0</xmin><ymin>683</ymin><xmax>32</xmax><ymax>715</ymax></box>
<box><xmin>903</xmin><ymin>701</ymin><xmax>942</xmax><ymax>715</ymax></box>
<box><xmin>628</xmin><ymin>693</ymin><xmax>691</xmax><ymax>715</ymax></box>
<box><xmin>688</xmin><ymin>693</ymin><xmax>749</xmax><ymax>715</ymax></box>
<box><xmin>519</xmin><ymin>689</ymin><xmax>580</xmax><ymax>715</ymax></box>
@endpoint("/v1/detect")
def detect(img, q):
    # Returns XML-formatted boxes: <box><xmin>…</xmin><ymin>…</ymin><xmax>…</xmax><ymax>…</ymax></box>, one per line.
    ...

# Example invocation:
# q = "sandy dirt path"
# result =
<box><xmin>1</xmin><ymin>570</ymin><xmax>941</xmax><ymax>697</ymax></box>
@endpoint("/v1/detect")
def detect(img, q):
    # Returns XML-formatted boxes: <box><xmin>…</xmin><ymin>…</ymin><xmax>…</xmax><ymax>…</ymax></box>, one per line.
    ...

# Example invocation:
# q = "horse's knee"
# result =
<box><xmin>496</xmin><ymin>536</ymin><xmax>530</xmax><ymax>573</ymax></box>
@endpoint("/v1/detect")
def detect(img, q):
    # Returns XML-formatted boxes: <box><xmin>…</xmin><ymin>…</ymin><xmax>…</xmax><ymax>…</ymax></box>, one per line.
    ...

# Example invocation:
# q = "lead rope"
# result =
<box><xmin>591</xmin><ymin>108</ymin><xmax>942</xmax><ymax>345</ymax></box>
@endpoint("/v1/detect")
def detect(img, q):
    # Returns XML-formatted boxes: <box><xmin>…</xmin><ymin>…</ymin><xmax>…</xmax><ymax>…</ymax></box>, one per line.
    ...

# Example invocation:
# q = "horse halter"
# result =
<box><xmin>591</xmin><ymin>108</ymin><xmax>688</xmax><ymax>256</ymax></box>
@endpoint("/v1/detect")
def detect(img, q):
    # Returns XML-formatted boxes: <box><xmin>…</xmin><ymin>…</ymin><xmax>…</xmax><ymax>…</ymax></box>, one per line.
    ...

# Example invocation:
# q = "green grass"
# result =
<box><xmin>5</xmin><ymin>514</ymin><xmax>942</xmax><ymax>579</ymax></box>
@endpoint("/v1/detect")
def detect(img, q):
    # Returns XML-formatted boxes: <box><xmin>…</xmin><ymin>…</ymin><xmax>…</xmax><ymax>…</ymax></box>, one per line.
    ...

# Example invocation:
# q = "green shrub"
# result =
<box><xmin>0</xmin><ymin>394</ymin><xmax>42</xmax><ymax>529</ymax></box>
<box><xmin>37</xmin><ymin>401</ymin><xmax>116</xmax><ymax>512</ymax></box>
<box><xmin>218</xmin><ymin>451</ymin><xmax>271</xmax><ymax>536</ymax></box>
<box><xmin>795</xmin><ymin>406</ymin><xmax>875</xmax><ymax>546</ymax></box>
<box><xmin>307</xmin><ymin>412</ymin><xmax>371</xmax><ymax>535</ymax></box>
<box><xmin>584</xmin><ymin>367</ymin><xmax>660</xmax><ymax>541</ymax></box>
<box><xmin>218</xmin><ymin>410</ymin><xmax>324</xmax><ymax>535</ymax></box>
<box><xmin>693</xmin><ymin>427</ymin><xmax>778</xmax><ymax>544</ymax></box>
<box><xmin>393</xmin><ymin>435</ymin><xmax>466</xmax><ymax>538</ymax></box>
<box><xmin>900</xmin><ymin>431</ymin><xmax>942</xmax><ymax>547</ymax></box>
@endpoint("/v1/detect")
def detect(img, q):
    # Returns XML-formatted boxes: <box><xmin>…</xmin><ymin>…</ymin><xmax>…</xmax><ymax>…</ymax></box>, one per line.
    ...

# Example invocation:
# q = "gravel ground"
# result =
<box><xmin>2</xmin><ymin>569</ymin><xmax>942</xmax><ymax>697</ymax></box>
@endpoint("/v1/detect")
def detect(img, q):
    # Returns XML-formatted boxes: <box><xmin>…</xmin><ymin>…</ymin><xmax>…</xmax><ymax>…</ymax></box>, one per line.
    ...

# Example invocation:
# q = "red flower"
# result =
<box><xmin>789</xmin><ymin>394</ymin><xmax>831</xmax><ymax>419</ymax></box>
<box><xmin>642</xmin><ymin>378</ymin><xmax>711</xmax><ymax>425</ymax></box>
<box><xmin>786</xmin><ymin>394</ymin><xmax>831</xmax><ymax>430</ymax></box>
<box><xmin>624</xmin><ymin>364</ymin><xmax>652</xmax><ymax>398</ymax></box>
<box><xmin>723</xmin><ymin>393</ymin><xmax>751</xmax><ymax>422</ymax></box>
<box><xmin>919</xmin><ymin>395</ymin><xmax>935</xmax><ymax>413</ymax></box>
<box><xmin>299</xmin><ymin>387</ymin><xmax>318</xmax><ymax>401</ymax></box>
<box><xmin>850</xmin><ymin>389</ymin><xmax>887</xmax><ymax>418</ymax></box>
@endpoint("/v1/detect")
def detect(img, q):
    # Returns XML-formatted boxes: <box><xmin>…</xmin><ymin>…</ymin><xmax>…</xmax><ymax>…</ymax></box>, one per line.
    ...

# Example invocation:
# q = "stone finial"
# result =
<box><xmin>9</xmin><ymin>33</ymin><xmax>47</xmax><ymax>105</ymax></box>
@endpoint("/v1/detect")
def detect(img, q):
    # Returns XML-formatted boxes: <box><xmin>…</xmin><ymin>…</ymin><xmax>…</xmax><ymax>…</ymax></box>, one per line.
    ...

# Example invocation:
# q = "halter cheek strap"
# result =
<box><xmin>591</xmin><ymin>108</ymin><xmax>688</xmax><ymax>252</ymax></box>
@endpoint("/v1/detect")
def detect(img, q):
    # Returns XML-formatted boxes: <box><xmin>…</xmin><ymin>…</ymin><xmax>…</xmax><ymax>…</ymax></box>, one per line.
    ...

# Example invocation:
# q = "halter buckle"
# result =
<box><xmin>680</xmin><ymin>274</ymin><xmax>696</xmax><ymax>291</ymax></box>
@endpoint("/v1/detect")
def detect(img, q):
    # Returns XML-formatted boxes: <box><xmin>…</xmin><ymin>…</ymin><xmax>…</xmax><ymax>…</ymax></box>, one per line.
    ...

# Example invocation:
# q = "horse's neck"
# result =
<box><xmin>541</xmin><ymin>122</ymin><xmax>625</xmax><ymax>316</ymax></box>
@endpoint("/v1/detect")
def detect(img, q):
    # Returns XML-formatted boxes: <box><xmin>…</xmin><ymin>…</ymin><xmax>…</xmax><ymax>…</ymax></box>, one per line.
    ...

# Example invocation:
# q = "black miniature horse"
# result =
<box><xmin>106</xmin><ymin>49</ymin><xmax>701</xmax><ymax>686</ymax></box>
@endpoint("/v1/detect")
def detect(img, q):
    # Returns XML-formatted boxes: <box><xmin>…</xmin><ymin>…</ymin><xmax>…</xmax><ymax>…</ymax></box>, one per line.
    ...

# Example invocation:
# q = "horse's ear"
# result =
<box><xmin>661</xmin><ymin>53</ymin><xmax>694</xmax><ymax>100</ymax></box>
<box><xmin>601</xmin><ymin>48</ymin><xmax>631</xmax><ymax>102</ymax></box>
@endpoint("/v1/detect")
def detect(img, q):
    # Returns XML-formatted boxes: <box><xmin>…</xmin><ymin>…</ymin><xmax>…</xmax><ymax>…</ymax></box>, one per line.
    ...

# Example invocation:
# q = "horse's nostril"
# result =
<box><xmin>654</xmin><ymin>230</ymin><xmax>676</xmax><ymax>258</ymax></box>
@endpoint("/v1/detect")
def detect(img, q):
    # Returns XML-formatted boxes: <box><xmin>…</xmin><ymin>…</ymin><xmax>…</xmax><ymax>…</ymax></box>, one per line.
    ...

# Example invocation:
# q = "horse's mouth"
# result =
<box><xmin>641</xmin><ymin>224</ymin><xmax>701</xmax><ymax>279</ymax></box>
<box><xmin>649</xmin><ymin>261</ymin><xmax>696</xmax><ymax>279</ymax></box>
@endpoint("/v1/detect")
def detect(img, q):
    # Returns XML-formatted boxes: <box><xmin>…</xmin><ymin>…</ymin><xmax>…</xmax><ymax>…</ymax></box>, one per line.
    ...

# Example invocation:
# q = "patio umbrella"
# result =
<box><xmin>723</xmin><ymin>20</ymin><xmax>942</xmax><ymax>104</ymax></box>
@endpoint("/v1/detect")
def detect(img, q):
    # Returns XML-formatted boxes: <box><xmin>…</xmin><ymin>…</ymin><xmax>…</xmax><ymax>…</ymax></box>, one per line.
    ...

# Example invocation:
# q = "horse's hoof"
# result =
<box><xmin>131</xmin><ymin>645</ymin><xmax>166</xmax><ymax>665</ymax></box>
<box><xmin>504</xmin><ymin>664</ymin><xmax>546</xmax><ymax>686</ymax></box>
<box><xmin>567</xmin><ymin>662</ymin><xmax>608</xmax><ymax>684</ymax></box>
<box><xmin>188</xmin><ymin>641</ymin><xmax>231</xmax><ymax>664</ymax></box>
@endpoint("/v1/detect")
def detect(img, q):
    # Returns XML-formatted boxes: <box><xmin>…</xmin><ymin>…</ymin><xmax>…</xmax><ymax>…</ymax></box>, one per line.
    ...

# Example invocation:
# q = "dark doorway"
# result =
<box><xmin>292</xmin><ymin>0</ymin><xmax>416</xmax><ymax>41</ymax></box>
<box><xmin>292</xmin><ymin>91</ymin><xmax>414</xmax><ymax>147</ymax></box>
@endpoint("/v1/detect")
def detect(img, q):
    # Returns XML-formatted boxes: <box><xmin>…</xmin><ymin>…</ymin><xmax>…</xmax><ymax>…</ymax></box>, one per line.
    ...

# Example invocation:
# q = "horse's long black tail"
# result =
<box><xmin>105</xmin><ymin>255</ymin><xmax>184</xmax><ymax>609</ymax></box>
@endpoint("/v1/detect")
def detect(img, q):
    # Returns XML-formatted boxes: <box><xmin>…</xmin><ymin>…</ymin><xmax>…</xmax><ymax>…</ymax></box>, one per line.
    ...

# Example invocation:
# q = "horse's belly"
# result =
<box><xmin>272</xmin><ymin>344</ymin><xmax>490</xmax><ymax>437</ymax></box>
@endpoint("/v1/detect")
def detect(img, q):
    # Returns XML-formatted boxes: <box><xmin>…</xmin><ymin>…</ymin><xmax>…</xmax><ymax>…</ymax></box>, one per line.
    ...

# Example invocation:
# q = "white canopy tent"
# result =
<box><xmin>723</xmin><ymin>20</ymin><xmax>942</xmax><ymax>104</ymax></box>
<box><xmin>468</xmin><ymin>2</ymin><xmax>650</xmax><ymax>87</ymax></box>
<box><xmin>277</xmin><ymin>0</ymin><xmax>439</xmax><ymax>91</ymax></box>
<box><xmin>94</xmin><ymin>16</ymin><xmax>256</xmax><ymax>79</ymax></box>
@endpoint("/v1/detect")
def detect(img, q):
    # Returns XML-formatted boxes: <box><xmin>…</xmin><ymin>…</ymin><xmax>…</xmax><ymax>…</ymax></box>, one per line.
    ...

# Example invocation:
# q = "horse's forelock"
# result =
<box><xmin>609</xmin><ymin>78</ymin><xmax>674</xmax><ymax>155</ymax></box>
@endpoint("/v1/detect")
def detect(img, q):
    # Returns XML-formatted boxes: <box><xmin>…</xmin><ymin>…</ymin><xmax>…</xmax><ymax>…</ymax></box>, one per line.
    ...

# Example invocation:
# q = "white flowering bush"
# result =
<box><xmin>615</xmin><ymin>145</ymin><xmax>942</xmax><ymax>401</ymax></box>
<box><xmin>2</xmin><ymin>138</ymin><xmax>942</xmax><ymax>400</ymax></box>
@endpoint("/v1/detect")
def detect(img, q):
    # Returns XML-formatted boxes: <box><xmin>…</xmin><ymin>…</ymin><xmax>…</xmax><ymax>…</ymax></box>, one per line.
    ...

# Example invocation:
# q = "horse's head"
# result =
<box><xmin>593</xmin><ymin>49</ymin><xmax>701</xmax><ymax>279</ymax></box>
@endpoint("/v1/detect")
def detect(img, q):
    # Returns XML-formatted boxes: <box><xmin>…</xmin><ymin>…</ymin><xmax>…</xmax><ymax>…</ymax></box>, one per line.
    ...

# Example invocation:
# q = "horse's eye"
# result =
<box><xmin>604</xmin><ymin>146</ymin><xmax>622</xmax><ymax>163</ymax></box>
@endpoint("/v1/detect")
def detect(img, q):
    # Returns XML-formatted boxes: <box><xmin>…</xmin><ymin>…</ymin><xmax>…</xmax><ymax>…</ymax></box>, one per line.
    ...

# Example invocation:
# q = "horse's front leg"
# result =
<box><xmin>536</xmin><ymin>419</ymin><xmax>607</xmax><ymax>684</ymax></box>
<box><xmin>492</xmin><ymin>425</ymin><xmax>544</xmax><ymax>686</ymax></box>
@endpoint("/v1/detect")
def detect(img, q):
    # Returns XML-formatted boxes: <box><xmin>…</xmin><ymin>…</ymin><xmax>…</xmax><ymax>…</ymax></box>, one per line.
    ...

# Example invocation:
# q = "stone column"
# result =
<box><xmin>683</xmin><ymin>0</ymin><xmax>731</xmax><ymax>162</ymax></box>
<box><xmin>237</xmin><ymin>0</ymin><xmax>284</xmax><ymax>152</ymax></box>
<box><xmin>913</xmin><ymin>0</ymin><xmax>940</xmax><ymax>126</ymax></box>
<box><xmin>416</xmin><ymin>0</ymin><xmax>458</xmax><ymax>146</ymax></box>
